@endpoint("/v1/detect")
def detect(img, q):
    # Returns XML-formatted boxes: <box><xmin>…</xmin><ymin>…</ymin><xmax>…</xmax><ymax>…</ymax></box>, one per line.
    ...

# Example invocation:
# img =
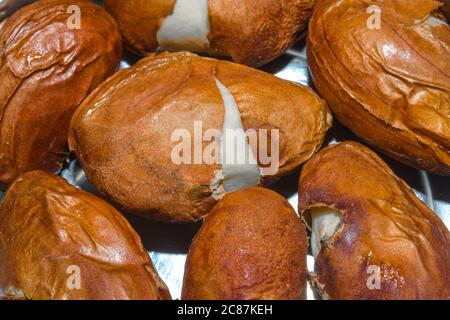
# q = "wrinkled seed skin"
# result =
<box><xmin>182</xmin><ymin>187</ymin><xmax>308</xmax><ymax>300</ymax></box>
<box><xmin>0</xmin><ymin>0</ymin><xmax>121</xmax><ymax>188</ymax></box>
<box><xmin>308</xmin><ymin>0</ymin><xmax>450</xmax><ymax>175</ymax></box>
<box><xmin>0</xmin><ymin>171</ymin><xmax>171</xmax><ymax>300</ymax></box>
<box><xmin>298</xmin><ymin>141</ymin><xmax>450</xmax><ymax>300</ymax></box>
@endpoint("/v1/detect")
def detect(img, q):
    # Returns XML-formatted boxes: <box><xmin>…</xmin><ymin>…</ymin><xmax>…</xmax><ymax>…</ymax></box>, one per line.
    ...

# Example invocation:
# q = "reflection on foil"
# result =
<box><xmin>150</xmin><ymin>253</ymin><xmax>186</xmax><ymax>300</ymax></box>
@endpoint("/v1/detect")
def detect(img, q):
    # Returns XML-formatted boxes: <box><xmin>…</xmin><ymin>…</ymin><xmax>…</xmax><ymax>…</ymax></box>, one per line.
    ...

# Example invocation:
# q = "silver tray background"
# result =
<box><xmin>1</xmin><ymin>0</ymin><xmax>449</xmax><ymax>300</ymax></box>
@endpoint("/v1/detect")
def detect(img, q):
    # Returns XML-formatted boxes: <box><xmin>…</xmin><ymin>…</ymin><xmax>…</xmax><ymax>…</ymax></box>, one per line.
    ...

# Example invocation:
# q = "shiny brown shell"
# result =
<box><xmin>0</xmin><ymin>0</ymin><xmax>121</xmax><ymax>188</ymax></box>
<box><xmin>104</xmin><ymin>0</ymin><xmax>314</xmax><ymax>66</ymax></box>
<box><xmin>298</xmin><ymin>141</ymin><xmax>450</xmax><ymax>300</ymax></box>
<box><xmin>308</xmin><ymin>0</ymin><xmax>450</xmax><ymax>175</ymax></box>
<box><xmin>182</xmin><ymin>187</ymin><xmax>308</xmax><ymax>300</ymax></box>
<box><xmin>68</xmin><ymin>52</ymin><xmax>331</xmax><ymax>223</ymax></box>
<box><xmin>0</xmin><ymin>171</ymin><xmax>171</xmax><ymax>300</ymax></box>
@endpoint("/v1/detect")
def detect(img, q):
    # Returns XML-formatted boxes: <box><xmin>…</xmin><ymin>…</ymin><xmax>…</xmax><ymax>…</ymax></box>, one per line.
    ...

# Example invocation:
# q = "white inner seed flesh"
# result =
<box><xmin>157</xmin><ymin>0</ymin><xmax>210</xmax><ymax>52</ymax></box>
<box><xmin>310</xmin><ymin>207</ymin><xmax>342</xmax><ymax>258</ymax></box>
<box><xmin>212</xmin><ymin>78</ymin><xmax>260</xmax><ymax>196</ymax></box>
<box><xmin>424</xmin><ymin>16</ymin><xmax>447</xmax><ymax>27</ymax></box>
